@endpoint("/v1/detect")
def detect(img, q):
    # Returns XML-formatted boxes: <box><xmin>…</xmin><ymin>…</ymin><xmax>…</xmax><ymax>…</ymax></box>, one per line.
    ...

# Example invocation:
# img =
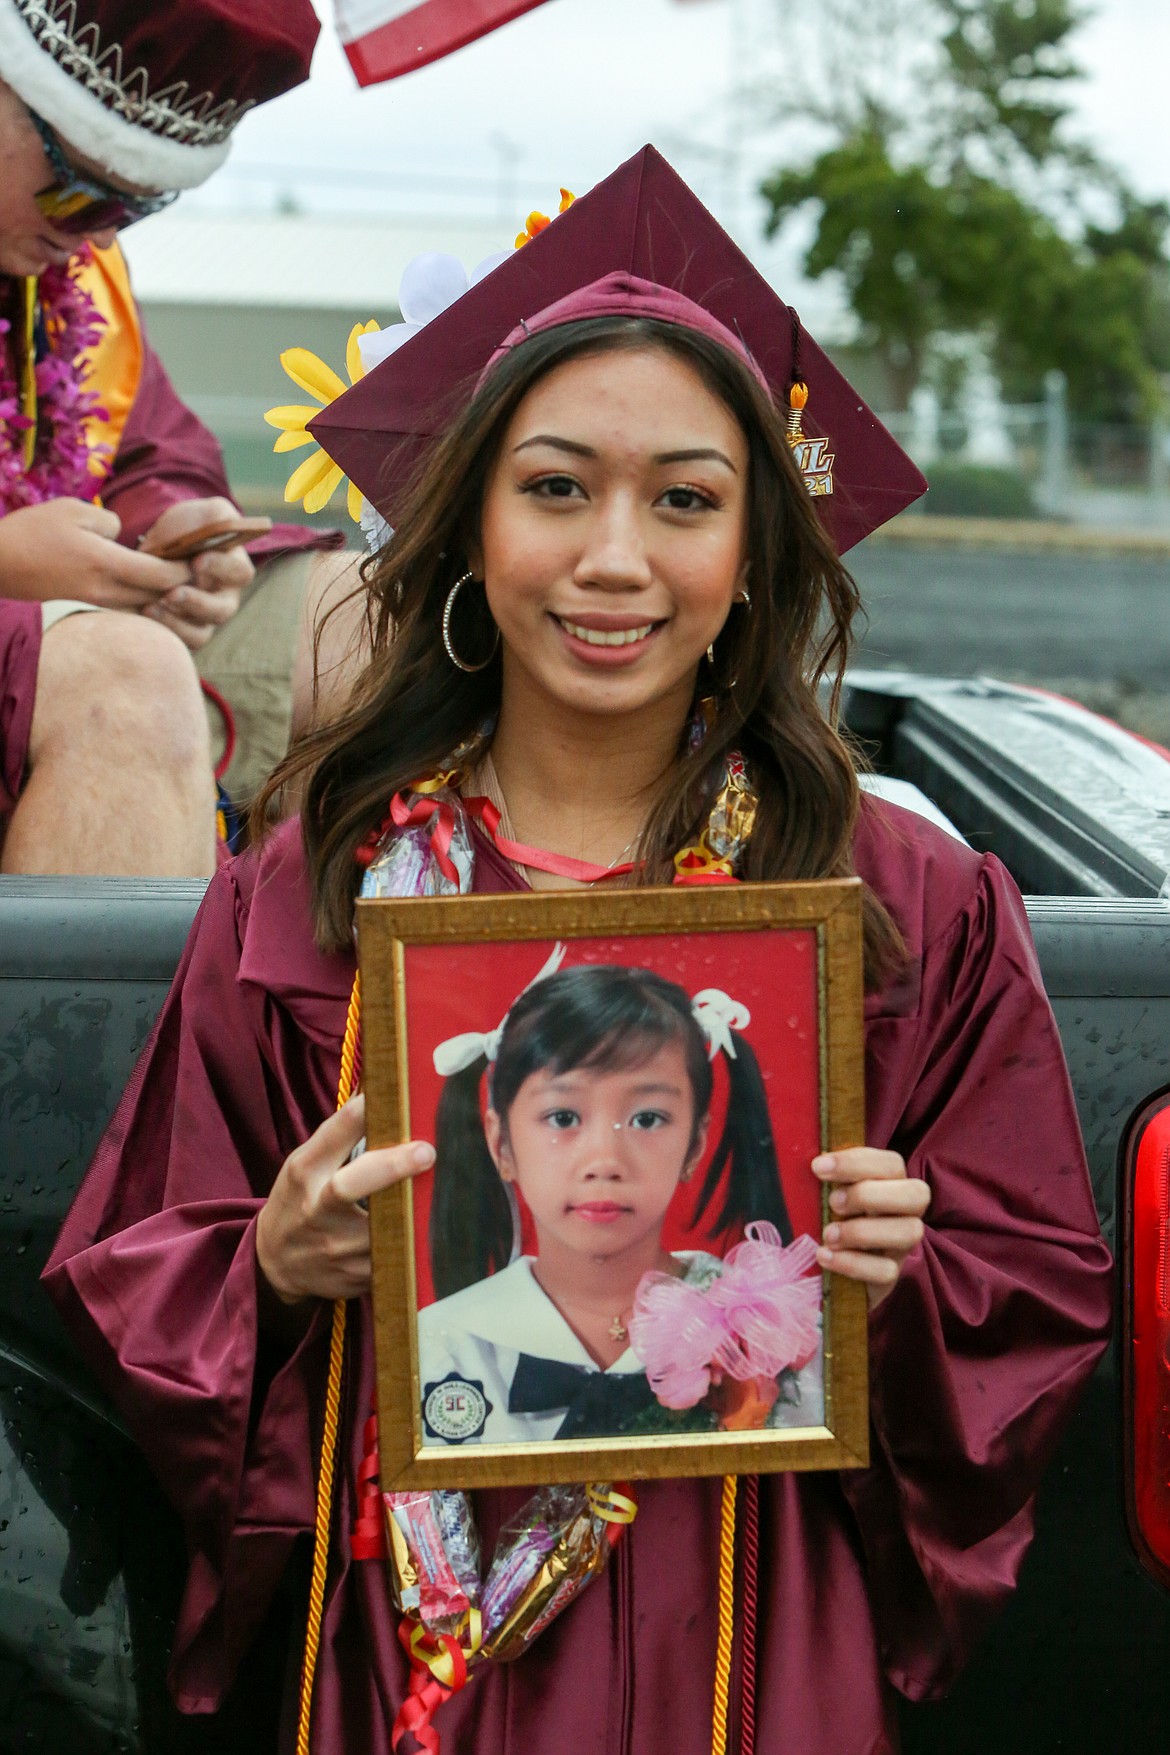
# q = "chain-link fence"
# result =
<box><xmin>879</xmin><ymin>374</ymin><xmax>1170</xmax><ymax>527</ymax></box>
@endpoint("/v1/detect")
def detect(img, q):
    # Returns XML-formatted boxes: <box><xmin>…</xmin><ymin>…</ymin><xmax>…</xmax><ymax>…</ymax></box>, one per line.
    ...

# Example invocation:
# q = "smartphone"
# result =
<box><xmin>143</xmin><ymin>515</ymin><xmax>273</xmax><ymax>562</ymax></box>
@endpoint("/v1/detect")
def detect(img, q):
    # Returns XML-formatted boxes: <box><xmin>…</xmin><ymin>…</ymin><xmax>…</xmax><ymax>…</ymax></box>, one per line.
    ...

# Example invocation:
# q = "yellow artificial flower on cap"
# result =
<box><xmin>264</xmin><ymin>319</ymin><xmax>379</xmax><ymax>520</ymax></box>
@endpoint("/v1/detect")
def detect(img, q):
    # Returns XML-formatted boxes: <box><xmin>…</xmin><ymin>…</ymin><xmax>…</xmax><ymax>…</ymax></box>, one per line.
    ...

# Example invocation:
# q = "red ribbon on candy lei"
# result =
<box><xmin>392</xmin><ymin>1621</ymin><xmax>461</xmax><ymax>1755</ymax></box>
<box><xmin>364</xmin><ymin>783</ymin><xmax>732</xmax><ymax>888</ymax></box>
<box><xmin>366</xmin><ymin>785</ymin><xmax>643</xmax><ymax>887</ymax></box>
<box><xmin>356</xmin><ymin>784</ymin><xmax>502</xmax><ymax>886</ymax></box>
<box><xmin>351</xmin><ymin>1410</ymin><xmax>474</xmax><ymax>1752</ymax></box>
<box><xmin>354</xmin><ymin>781</ymin><xmax>466</xmax><ymax>883</ymax></box>
<box><xmin>389</xmin><ymin>788</ymin><xmax>463</xmax><ymax>882</ymax></box>
<box><xmin>349</xmin><ymin>1410</ymin><xmax>461</xmax><ymax>1751</ymax></box>
<box><xmin>351</xmin><ymin>1408</ymin><xmax>387</xmax><ymax>1561</ymax></box>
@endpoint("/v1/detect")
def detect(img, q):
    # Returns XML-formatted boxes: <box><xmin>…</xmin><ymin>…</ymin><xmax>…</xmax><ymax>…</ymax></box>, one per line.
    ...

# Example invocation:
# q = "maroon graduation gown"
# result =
<box><xmin>43</xmin><ymin>802</ymin><xmax>1113</xmax><ymax>1755</ymax></box>
<box><xmin>0</xmin><ymin>597</ymin><xmax>40</xmax><ymax>822</ymax></box>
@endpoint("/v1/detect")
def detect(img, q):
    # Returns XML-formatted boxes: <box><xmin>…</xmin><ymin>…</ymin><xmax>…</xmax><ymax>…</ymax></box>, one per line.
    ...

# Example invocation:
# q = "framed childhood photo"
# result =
<box><xmin>357</xmin><ymin>881</ymin><xmax>868</xmax><ymax>1491</ymax></box>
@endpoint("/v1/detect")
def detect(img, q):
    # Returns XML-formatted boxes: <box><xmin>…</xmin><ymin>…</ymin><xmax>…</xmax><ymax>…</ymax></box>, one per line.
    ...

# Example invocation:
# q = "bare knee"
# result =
<box><xmin>33</xmin><ymin>610</ymin><xmax>210</xmax><ymax>774</ymax></box>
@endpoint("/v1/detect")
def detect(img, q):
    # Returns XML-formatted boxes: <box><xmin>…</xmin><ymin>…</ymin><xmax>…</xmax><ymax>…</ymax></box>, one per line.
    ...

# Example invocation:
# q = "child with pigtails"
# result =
<box><xmin>417</xmin><ymin>958</ymin><xmax>822</xmax><ymax>1446</ymax></box>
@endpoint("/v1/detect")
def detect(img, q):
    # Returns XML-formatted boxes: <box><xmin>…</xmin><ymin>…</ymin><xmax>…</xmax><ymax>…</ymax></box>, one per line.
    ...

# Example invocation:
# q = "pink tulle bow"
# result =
<box><xmin>628</xmin><ymin>1223</ymin><xmax>822</xmax><ymax>1410</ymax></box>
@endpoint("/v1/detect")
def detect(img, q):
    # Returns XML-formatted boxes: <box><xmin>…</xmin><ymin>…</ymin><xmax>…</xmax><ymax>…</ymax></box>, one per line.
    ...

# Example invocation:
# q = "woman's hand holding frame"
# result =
<box><xmin>256</xmin><ymin>1094</ymin><xmax>434</xmax><ymax>1306</ymax></box>
<box><xmin>814</xmin><ymin>1147</ymin><xmax>931</xmax><ymax>1308</ymax></box>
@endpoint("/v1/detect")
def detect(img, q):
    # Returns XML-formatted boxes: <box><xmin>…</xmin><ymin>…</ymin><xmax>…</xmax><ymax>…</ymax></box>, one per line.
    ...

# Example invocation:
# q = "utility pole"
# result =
<box><xmin>1042</xmin><ymin>370</ymin><xmax>1070</xmax><ymax>514</ymax></box>
<box><xmin>490</xmin><ymin>132</ymin><xmax>522</xmax><ymax>224</ymax></box>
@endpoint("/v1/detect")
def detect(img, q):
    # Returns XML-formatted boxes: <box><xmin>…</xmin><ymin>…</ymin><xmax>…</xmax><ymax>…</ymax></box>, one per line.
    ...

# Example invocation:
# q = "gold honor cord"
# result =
<box><xmin>711</xmin><ymin>1474</ymin><xmax>739</xmax><ymax>1755</ymax></box>
<box><xmin>295</xmin><ymin>971</ymin><xmax>361</xmax><ymax>1755</ymax></box>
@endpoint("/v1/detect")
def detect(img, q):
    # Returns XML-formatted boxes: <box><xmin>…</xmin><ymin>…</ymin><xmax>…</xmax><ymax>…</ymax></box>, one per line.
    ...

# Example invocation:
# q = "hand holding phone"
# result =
<box><xmin>142</xmin><ymin>515</ymin><xmax>272</xmax><ymax>562</ymax></box>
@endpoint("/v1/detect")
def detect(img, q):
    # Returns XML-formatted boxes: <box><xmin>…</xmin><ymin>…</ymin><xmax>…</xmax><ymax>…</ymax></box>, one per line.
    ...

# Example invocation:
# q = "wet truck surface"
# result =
<box><xmin>2</xmin><ymin>670</ymin><xmax>1170</xmax><ymax>1754</ymax></box>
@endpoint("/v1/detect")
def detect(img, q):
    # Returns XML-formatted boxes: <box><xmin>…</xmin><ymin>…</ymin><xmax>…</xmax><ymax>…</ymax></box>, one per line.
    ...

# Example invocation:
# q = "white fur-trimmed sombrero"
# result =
<box><xmin>0</xmin><ymin>0</ymin><xmax>319</xmax><ymax>191</ymax></box>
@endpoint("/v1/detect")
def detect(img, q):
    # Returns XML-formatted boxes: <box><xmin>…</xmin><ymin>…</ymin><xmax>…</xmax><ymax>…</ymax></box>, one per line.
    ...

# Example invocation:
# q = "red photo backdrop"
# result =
<box><xmin>402</xmin><ymin>929</ymin><xmax>822</xmax><ymax>1310</ymax></box>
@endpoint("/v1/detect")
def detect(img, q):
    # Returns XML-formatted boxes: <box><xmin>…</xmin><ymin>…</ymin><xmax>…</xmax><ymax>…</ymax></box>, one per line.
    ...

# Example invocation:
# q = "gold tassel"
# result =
<box><xmin>786</xmin><ymin>380</ymin><xmax>835</xmax><ymax>497</ymax></box>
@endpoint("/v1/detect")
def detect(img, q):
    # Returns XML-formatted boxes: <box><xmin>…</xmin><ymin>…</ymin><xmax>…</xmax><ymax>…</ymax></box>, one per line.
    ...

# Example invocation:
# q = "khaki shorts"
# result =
<box><xmin>45</xmin><ymin>549</ymin><xmax>318</xmax><ymax>808</ymax></box>
<box><xmin>196</xmin><ymin>549</ymin><xmax>316</xmax><ymax>806</ymax></box>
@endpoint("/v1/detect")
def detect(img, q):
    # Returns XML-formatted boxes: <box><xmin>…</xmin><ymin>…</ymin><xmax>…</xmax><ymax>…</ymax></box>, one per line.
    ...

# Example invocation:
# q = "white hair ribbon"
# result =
<box><xmin>432</xmin><ymin>942</ymin><xmax>567</xmax><ymax>1078</ymax></box>
<box><xmin>691</xmin><ymin>989</ymin><xmax>751</xmax><ymax>1061</ymax></box>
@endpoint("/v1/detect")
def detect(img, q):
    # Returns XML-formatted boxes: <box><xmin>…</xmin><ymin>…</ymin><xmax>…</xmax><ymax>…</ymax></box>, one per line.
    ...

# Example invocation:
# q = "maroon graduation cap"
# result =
<box><xmin>311</xmin><ymin>145</ymin><xmax>925</xmax><ymax>553</ymax></box>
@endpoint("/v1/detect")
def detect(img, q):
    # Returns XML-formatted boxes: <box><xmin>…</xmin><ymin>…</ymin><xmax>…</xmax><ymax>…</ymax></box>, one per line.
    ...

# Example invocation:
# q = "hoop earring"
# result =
<box><xmin>709</xmin><ymin>586</ymin><xmax>751</xmax><ymax>666</ymax></box>
<box><xmin>442</xmin><ymin>572</ymin><xmax>499</xmax><ymax>673</ymax></box>
<box><xmin>706</xmin><ymin>633</ymin><xmax>738</xmax><ymax>692</ymax></box>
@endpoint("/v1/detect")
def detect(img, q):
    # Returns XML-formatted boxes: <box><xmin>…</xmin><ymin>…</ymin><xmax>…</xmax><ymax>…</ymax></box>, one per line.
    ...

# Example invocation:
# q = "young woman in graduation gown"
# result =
<box><xmin>43</xmin><ymin>150</ymin><xmax>1112</xmax><ymax>1755</ymax></box>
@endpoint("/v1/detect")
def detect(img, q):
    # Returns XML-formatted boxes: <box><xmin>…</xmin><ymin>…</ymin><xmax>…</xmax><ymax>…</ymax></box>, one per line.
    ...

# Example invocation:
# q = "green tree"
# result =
<box><xmin>759</xmin><ymin>0</ymin><xmax>1170</xmax><ymax>419</ymax></box>
<box><xmin>938</xmin><ymin>0</ymin><xmax>1088</xmax><ymax>169</ymax></box>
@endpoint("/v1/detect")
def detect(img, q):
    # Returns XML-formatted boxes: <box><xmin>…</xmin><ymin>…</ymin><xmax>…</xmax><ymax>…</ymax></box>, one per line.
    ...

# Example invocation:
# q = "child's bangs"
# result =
<box><xmin>491</xmin><ymin>966</ymin><xmax>713</xmax><ymax>1120</ymax></box>
<box><xmin>568</xmin><ymin>1018</ymin><xmax>682</xmax><ymax>1079</ymax></box>
<box><xmin>535</xmin><ymin>981</ymin><xmax>692</xmax><ymax>1081</ymax></box>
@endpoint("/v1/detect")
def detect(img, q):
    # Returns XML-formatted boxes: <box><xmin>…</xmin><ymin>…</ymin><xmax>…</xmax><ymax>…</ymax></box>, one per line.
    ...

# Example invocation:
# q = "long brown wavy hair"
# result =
<box><xmin>259</xmin><ymin>315</ymin><xmax>903</xmax><ymax>985</ymax></box>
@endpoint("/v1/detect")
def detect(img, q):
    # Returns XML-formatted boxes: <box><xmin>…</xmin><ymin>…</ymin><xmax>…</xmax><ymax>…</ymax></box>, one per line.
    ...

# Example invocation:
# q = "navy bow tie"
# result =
<box><xmin>509</xmin><ymin>1352</ymin><xmax>658</xmax><ymax>1439</ymax></box>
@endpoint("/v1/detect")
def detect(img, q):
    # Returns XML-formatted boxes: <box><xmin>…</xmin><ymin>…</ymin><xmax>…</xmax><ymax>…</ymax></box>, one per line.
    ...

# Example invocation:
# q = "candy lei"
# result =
<box><xmin>357</xmin><ymin>741</ymin><xmax>760</xmax><ymax>894</ymax></box>
<box><xmin>0</xmin><ymin>258</ymin><xmax>109</xmax><ymax>512</ymax></box>
<box><xmin>295</xmin><ymin>751</ymin><xmax>763</xmax><ymax>1755</ymax></box>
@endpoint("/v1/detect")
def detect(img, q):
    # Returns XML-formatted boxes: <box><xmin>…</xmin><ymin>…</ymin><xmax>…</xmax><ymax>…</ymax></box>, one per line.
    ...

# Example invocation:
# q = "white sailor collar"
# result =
<box><xmin>419</xmin><ymin>1252</ymin><xmax>722</xmax><ymax>1375</ymax></box>
<box><xmin>421</xmin><ymin>1258</ymin><xmax>641</xmax><ymax>1373</ymax></box>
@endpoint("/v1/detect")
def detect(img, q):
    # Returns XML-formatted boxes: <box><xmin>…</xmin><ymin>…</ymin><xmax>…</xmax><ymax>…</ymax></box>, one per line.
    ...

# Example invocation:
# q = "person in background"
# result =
<box><xmin>0</xmin><ymin>0</ymin><xmax>357</xmax><ymax>874</ymax></box>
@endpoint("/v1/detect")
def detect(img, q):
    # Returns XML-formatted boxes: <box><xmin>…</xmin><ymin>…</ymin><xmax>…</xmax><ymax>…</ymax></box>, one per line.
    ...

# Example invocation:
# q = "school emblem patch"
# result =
<box><xmin>423</xmin><ymin>1373</ymin><xmax>492</xmax><ymax>1443</ymax></box>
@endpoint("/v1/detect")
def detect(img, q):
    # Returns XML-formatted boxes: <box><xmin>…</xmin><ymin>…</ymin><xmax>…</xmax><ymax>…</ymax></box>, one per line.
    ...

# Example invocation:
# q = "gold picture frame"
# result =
<box><xmin>357</xmin><ymin>879</ymin><xmax>868</xmax><ymax>1490</ymax></box>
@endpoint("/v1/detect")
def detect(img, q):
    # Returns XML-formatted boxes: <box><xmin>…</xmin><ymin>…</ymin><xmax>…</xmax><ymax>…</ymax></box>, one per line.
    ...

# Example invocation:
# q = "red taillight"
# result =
<box><xmin>1126</xmin><ymin>1098</ymin><xmax>1170</xmax><ymax>1587</ymax></box>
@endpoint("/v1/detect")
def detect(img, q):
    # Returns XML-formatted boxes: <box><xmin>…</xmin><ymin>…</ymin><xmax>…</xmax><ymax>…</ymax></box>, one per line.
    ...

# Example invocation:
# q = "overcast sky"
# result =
<box><xmin>191</xmin><ymin>0</ymin><xmax>1165</xmax><ymax>211</ymax></box>
<box><xmin>162</xmin><ymin>0</ymin><xmax>1164</xmax><ymax>327</ymax></box>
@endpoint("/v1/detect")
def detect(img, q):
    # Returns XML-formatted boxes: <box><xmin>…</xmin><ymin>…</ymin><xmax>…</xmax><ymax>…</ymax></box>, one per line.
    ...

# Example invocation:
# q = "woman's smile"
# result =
<box><xmin>551</xmin><ymin>609</ymin><xmax>666</xmax><ymax>664</ymax></box>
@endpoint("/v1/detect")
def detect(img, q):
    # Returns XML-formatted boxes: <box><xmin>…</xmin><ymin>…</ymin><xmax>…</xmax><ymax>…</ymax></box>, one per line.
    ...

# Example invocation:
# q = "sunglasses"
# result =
<box><xmin>29</xmin><ymin>109</ymin><xmax>177</xmax><ymax>236</ymax></box>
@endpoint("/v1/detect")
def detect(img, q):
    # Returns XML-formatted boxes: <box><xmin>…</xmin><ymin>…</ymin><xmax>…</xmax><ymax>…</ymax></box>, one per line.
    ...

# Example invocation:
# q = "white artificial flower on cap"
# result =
<box><xmin>357</xmin><ymin>249</ymin><xmax>512</xmax><ymax>375</ymax></box>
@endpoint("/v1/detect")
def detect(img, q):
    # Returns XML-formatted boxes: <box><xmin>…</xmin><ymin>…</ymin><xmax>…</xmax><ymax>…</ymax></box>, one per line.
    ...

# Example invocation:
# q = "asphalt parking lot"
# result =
<box><xmin>848</xmin><ymin>530</ymin><xmax>1170</xmax><ymax>739</ymax></box>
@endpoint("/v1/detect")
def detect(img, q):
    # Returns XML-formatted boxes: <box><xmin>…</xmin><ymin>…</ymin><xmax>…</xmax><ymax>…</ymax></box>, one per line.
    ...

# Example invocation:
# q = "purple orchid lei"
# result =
<box><xmin>0</xmin><ymin>251</ymin><xmax>110</xmax><ymax>514</ymax></box>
